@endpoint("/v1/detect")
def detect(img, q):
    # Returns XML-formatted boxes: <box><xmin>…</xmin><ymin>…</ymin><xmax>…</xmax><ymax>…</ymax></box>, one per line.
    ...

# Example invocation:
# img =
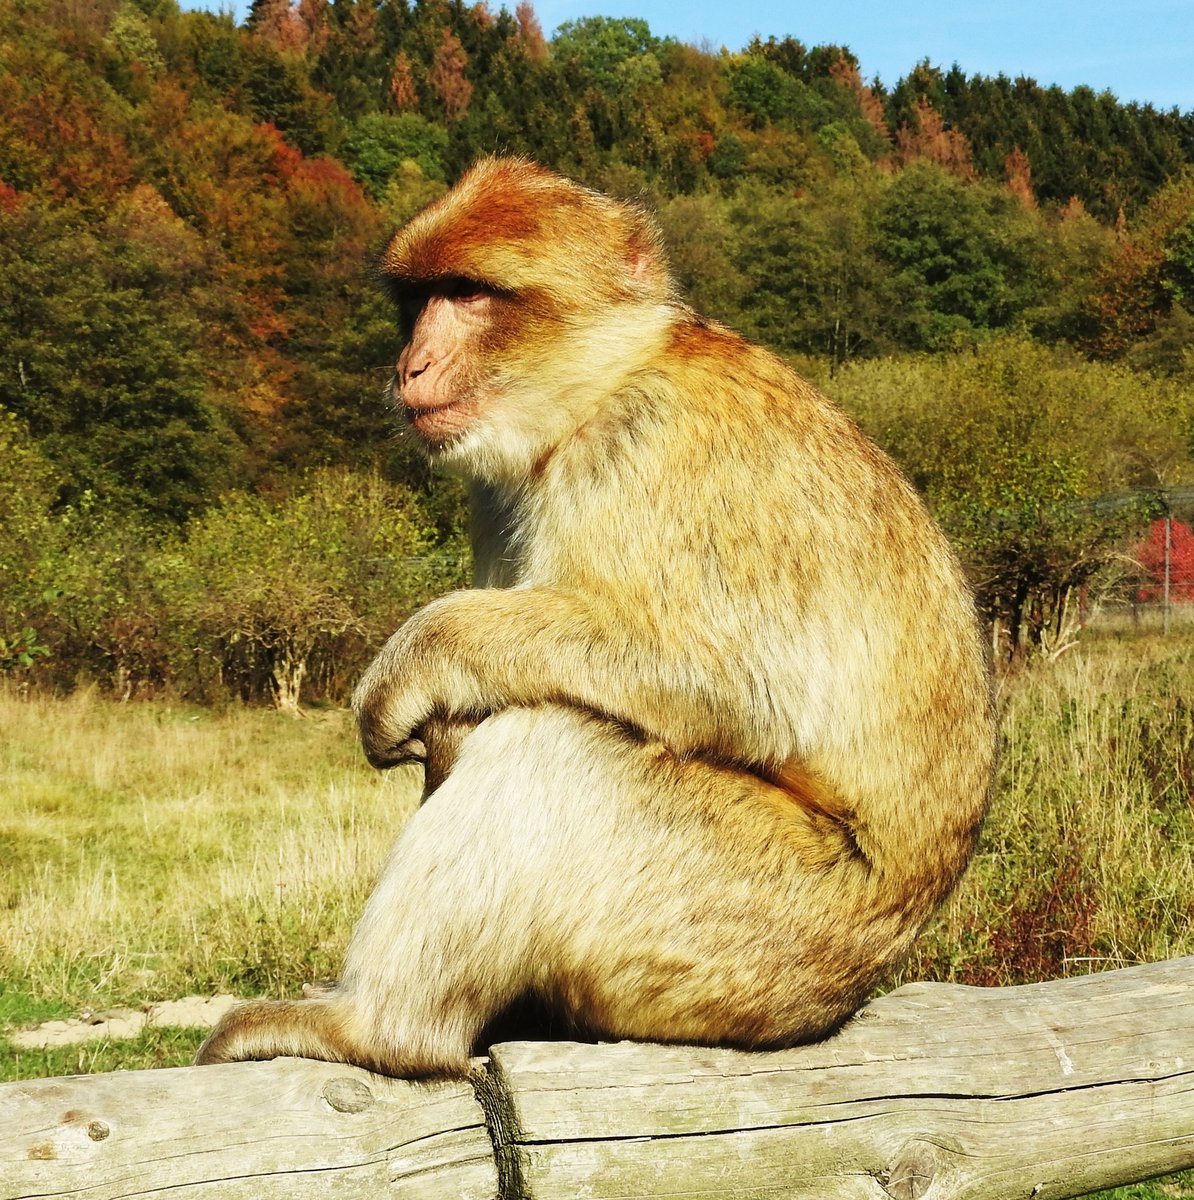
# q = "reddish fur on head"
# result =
<box><xmin>380</xmin><ymin>157</ymin><xmax>673</xmax><ymax>313</ymax></box>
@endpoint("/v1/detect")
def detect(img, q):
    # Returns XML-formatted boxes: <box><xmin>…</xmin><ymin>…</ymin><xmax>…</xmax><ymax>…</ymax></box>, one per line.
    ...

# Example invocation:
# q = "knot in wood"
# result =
<box><xmin>86</xmin><ymin>1120</ymin><xmax>110</xmax><ymax>1141</ymax></box>
<box><xmin>322</xmin><ymin>1077</ymin><xmax>374</xmax><ymax>1113</ymax></box>
<box><xmin>878</xmin><ymin>1139</ymin><xmax>941</xmax><ymax>1200</ymax></box>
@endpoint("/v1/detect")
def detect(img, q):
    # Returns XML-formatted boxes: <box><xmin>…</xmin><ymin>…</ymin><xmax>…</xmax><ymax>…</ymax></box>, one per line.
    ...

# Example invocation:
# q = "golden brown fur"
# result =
<box><xmin>196</xmin><ymin>158</ymin><xmax>995</xmax><ymax>1077</ymax></box>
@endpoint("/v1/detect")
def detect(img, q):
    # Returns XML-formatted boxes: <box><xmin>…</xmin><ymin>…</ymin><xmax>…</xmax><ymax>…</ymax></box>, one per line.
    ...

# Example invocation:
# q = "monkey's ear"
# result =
<box><xmin>621</xmin><ymin>210</ymin><xmax>673</xmax><ymax>301</ymax></box>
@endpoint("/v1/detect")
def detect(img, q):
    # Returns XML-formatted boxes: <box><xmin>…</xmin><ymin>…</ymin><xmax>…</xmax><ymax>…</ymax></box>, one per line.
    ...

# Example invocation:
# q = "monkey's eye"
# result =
<box><xmin>438</xmin><ymin>277</ymin><xmax>492</xmax><ymax>304</ymax></box>
<box><xmin>389</xmin><ymin>277</ymin><xmax>498</xmax><ymax>332</ymax></box>
<box><xmin>394</xmin><ymin>293</ymin><xmax>422</xmax><ymax>331</ymax></box>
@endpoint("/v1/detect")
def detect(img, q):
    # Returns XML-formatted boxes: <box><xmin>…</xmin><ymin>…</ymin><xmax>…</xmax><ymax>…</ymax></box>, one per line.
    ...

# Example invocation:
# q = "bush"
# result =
<box><xmin>828</xmin><ymin>339</ymin><xmax>1194</xmax><ymax>656</ymax></box>
<box><xmin>163</xmin><ymin>469</ymin><xmax>452</xmax><ymax>709</ymax></box>
<box><xmin>2</xmin><ymin>466</ymin><xmax>461</xmax><ymax>705</ymax></box>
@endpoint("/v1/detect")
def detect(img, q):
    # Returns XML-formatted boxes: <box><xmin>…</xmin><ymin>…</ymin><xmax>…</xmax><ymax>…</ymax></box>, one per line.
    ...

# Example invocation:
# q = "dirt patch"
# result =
<box><xmin>9</xmin><ymin>995</ymin><xmax>238</xmax><ymax>1049</ymax></box>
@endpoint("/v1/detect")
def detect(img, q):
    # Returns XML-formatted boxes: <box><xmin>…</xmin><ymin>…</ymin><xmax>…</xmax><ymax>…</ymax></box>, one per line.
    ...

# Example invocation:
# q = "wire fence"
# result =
<box><xmin>1090</xmin><ymin>598</ymin><xmax>1194</xmax><ymax>633</ymax></box>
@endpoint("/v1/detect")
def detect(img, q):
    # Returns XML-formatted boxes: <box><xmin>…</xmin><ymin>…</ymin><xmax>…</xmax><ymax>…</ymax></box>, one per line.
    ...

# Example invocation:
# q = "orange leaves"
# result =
<box><xmin>1004</xmin><ymin>147</ymin><xmax>1036</xmax><ymax>209</ymax></box>
<box><xmin>0</xmin><ymin>40</ymin><xmax>134</xmax><ymax>206</ymax></box>
<box><xmin>390</xmin><ymin>51</ymin><xmax>418</xmax><ymax>111</ymax></box>
<box><xmin>829</xmin><ymin>56</ymin><xmax>890</xmax><ymax>145</ymax></box>
<box><xmin>250</xmin><ymin>0</ymin><xmax>312</xmax><ymax>57</ymax></box>
<box><xmin>1081</xmin><ymin>175</ymin><xmax>1194</xmax><ymax>357</ymax></box>
<box><xmin>514</xmin><ymin>1</ymin><xmax>548</xmax><ymax>63</ymax></box>
<box><xmin>0</xmin><ymin>179</ymin><xmax>20</xmax><ymax>213</ymax></box>
<box><xmin>893</xmin><ymin>97</ymin><xmax>976</xmax><ymax>180</ymax></box>
<box><xmin>428</xmin><ymin>27</ymin><xmax>473</xmax><ymax>121</ymax></box>
<box><xmin>263</xmin><ymin>122</ymin><xmax>305</xmax><ymax>182</ymax></box>
<box><xmin>285</xmin><ymin>151</ymin><xmax>380</xmax><ymax>263</ymax></box>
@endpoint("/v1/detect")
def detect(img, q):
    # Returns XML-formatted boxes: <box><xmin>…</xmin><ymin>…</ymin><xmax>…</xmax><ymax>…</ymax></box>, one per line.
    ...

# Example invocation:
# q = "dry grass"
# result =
<box><xmin>2</xmin><ymin>633</ymin><xmax>1192</xmax><ymax>1085</ymax></box>
<box><xmin>905</xmin><ymin>630</ymin><xmax>1194</xmax><ymax>985</ymax></box>
<box><xmin>0</xmin><ymin>688</ymin><xmax>421</xmax><ymax>1014</ymax></box>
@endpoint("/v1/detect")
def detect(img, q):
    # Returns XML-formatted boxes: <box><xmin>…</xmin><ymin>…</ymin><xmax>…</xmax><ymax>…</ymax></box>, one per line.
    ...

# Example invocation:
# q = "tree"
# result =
<box><xmin>0</xmin><ymin>198</ymin><xmax>236</xmax><ymax>521</ymax></box>
<box><xmin>240</xmin><ymin>35</ymin><xmax>338</xmax><ymax>154</ymax></box>
<box><xmin>341</xmin><ymin>112</ymin><xmax>448</xmax><ymax>199</ymax></box>
<box><xmin>874</xmin><ymin>162</ymin><xmax>1043</xmax><ymax>349</ymax></box>
<box><xmin>1082</xmin><ymin>173</ymin><xmax>1194</xmax><ymax>358</ymax></box>
<box><xmin>1003</xmin><ymin>146</ymin><xmax>1035</xmax><ymax>208</ymax></box>
<box><xmin>827</xmin><ymin>55</ymin><xmax>890</xmax><ymax>155</ymax></box>
<box><xmin>41</xmin><ymin>504</ymin><xmax>179</xmax><ymax>698</ymax></box>
<box><xmin>169</xmin><ymin>470</ymin><xmax>440</xmax><ymax>710</ymax></box>
<box><xmin>389</xmin><ymin>49</ymin><xmax>418</xmax><ymax>110</ymax></box>
<box><xmin>731</xmin><ymin>171</ymin><xmax>894</xmax><ymax>366</ymax></box>
<box><xmin>1135</xmin><ymin>518</ymin><xmax>1194</xmax><ymax>603</ymax></box>
<box><xmin>428</xmin><ymin>27</ymin><xmax>472</xmax><ymax>121</ymax></box>
<box><xmin>107</xmin><ymin>1</ymin><xmax>166</xmax><ymax>77</ymax></box>
<box><xmin>656</xmin><ymin>192</ymin><xmax>750</xmax><ymax>330</ymax></box>
<box><xmin>0</xmin><ymin>26</ymin><xmax>135</xmax><ymax>206</ymax></box>
<box><xmin>551</xmin><ymin>16</ymin><xmax>659</xmax><ymax>95</ymax></box>
<box><xmin>1027</xmin><ymin>196</ymin><xmax>1115</xmax><ymax>345</ymax></box>
<box><xmin>380</xmin><ymin>160</ymin><xmax>448</xmax><ymax>225</ymax></box>
<box><xmin>893</xmin><ymin>98</ymin><xmax>976</xmax><ymax>179</ymax></box>
<box><xmin>514</xmin><ymin>1</ymin><xmax>546</xmax><ymax>62</ymax></box>
<box><xmin>248</xmin><ymin>0</ymin><xmax>310</xmax><ymax>57</ymax></box>
<box><xmin>727</xmin><ymin>52</ymin><xmax>841</xmax><ymax>132</ymax></box>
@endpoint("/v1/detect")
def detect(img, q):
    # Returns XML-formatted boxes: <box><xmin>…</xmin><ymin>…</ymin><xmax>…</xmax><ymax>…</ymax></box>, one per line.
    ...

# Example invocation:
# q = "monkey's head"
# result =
<box><xmin>378</xmin><ymin>157</ymin><xmax>678</xmax><ymax>483</ymax></box>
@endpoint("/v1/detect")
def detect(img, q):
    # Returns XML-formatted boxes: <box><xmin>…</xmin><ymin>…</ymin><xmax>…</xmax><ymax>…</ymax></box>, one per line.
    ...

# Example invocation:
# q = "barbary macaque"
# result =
<box><xmin>196</xmin><ymin>158</ymin><xmax>995</xmax><ymax>1077</ymax></box>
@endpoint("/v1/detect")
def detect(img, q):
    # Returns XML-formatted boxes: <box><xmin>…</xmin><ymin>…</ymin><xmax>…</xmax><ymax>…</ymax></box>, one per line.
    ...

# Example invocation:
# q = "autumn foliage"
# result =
<box><xmin>1136</xmin><ymin>518</ymin><xmax>1194</xmax><ymax>602</ymax></box>
<box><xmin>0</xmin><ymin>0</ymin><xmax>1192</xmax><ymax>699</ymax></box>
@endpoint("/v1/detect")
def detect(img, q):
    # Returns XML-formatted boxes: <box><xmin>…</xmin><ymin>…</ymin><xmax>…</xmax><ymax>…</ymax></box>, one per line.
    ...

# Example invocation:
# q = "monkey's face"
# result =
<box><xmin>392</xmin><ymin>277</ymin><xmax>501</xmax><ymax>449</ymax></box>
<box><xmin>386</xmin><ymin>267</ymin><xmax>608</xmax><ymax>482</ymax></box>
<box><xmin>378</xmin><ymin>157</ymin><xmax>678</xmax><ymax>483</ymax></box>
<box><xmin>387</xmin><ymin>271</ymin><xmax>676</xmax><ymax>485</ymax></box>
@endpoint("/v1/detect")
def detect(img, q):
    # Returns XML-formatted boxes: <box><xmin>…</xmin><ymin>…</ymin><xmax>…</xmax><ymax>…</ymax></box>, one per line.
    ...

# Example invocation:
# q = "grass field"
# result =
<box><xmin>2</xmin><ymin>633</ymin><xmax>1192</xmax><ymax>1196</ymax></box>
<box><xmin>902</xmin><ymin>629</ymin><xmax>1194</xmax><ymax>988</ymax></box>
<box><xmin>0</xmin><ymin>692</ymin><xmax>421</xmax><ymax>1078</ymax></box>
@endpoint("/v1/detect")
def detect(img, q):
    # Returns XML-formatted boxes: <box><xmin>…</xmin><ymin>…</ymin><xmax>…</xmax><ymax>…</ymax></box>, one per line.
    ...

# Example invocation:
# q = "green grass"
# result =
<box><xmin>1085</xmin><ymin>1173</ymin><xmax>1194</xmax><ymax>1200</ymax></box>
<box><xmin>3</xmin><ymin>1025</ymin><xmax>208</xmax><ymax>1081</ymax></box>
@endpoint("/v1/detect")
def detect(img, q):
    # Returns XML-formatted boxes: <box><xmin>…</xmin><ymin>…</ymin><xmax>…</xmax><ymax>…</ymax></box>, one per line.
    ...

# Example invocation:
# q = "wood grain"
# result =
<box><xmin>3</xmin><ymin>958</ymin><xmax>1192</xmax><ymax>1199</ymax></box>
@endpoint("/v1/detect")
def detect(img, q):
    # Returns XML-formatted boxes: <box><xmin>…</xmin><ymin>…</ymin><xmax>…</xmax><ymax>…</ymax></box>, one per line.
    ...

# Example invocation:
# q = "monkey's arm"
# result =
<box><xmin>352</xmin><ymin>586</ymin><xmax>761</xmax><ymax>770</ymax></box>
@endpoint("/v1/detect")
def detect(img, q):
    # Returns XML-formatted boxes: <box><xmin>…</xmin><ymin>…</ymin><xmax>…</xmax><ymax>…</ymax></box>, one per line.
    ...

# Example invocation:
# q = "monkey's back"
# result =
<box><xmin>530</xmin><ymin>312</ymin><xmax>995</xmax><ymax>901</ymax></box>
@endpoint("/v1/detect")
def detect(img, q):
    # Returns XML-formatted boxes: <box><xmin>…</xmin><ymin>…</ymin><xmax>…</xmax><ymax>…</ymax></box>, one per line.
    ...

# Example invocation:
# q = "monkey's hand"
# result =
<box><xmin>352</xmin><ymin>601</ymin><xmax>493</xmax><ymax>769</ymax></box>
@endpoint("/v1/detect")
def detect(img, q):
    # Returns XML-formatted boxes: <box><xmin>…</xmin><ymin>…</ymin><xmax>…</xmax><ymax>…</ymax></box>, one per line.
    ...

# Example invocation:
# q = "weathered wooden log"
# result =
<box><xmin>0</xmin><ymin>1057</ymin><xmax>497</xmax><ymax>1200</ymax></box>
<box><xmin>3</xmin><ymin>957</ymin><xmax>1193</xmax><ymax>1200</ymax></box>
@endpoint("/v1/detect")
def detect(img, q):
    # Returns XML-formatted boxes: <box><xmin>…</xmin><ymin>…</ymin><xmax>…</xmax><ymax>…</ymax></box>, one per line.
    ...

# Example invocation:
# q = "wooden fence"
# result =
<box><xmin>2</xmin><ymin>956</ymin><xmax>1192</xmax><ymax>1199</ymax></box>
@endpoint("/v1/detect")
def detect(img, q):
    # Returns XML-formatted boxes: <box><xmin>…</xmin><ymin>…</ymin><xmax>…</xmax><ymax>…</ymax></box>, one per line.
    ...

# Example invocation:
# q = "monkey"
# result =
<box><xmin>196</xmin><ymin>157</ymin><xmax>996</xmax><ymax>1078</ymax></box>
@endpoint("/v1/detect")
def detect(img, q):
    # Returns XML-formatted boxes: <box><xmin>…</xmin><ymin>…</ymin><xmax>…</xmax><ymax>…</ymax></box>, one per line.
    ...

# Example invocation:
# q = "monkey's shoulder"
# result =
<box><xmin>603</xmin><ymin>315</ymin><xmax>886</xmax><ymax>497</ymax></box>
<box><xmin>657</xmin><ymin>316</ymin><xmax>850</xmax><ymax>429</ymax></box>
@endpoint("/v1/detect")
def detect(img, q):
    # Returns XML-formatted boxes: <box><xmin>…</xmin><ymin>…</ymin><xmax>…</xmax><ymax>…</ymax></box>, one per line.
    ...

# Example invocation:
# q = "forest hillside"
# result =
<box><xmin>3</xmin><ymin>0</ymin><xmax>1194</xmax><ymax>700</ymax></box>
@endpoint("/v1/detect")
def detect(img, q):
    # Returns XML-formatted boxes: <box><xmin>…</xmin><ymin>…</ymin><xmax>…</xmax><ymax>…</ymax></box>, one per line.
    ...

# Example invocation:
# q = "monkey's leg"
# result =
<box><xmin>198</xmin><ymin>705</ymin><xmax>584</xmax><ymax>1075</ymax></box>
<box><xmin>198</xmin><ymin>705</ymin><xmax>909</xmax><ymax>1075</ymax></box>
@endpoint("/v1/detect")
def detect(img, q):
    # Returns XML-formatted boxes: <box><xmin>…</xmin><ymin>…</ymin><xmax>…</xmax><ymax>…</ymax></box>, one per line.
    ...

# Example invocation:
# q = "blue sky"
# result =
<box><xmin>182</xmin><ymin>0</ymin><xmax>1194</xmax><ymax>112</ymax></box>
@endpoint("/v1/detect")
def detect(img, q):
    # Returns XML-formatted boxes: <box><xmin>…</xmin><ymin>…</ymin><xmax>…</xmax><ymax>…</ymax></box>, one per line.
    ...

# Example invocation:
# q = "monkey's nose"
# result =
<box><xmin>400</xmin><ymin>356</ymin><xmax>432</xmax><ymax>387</ymax></box>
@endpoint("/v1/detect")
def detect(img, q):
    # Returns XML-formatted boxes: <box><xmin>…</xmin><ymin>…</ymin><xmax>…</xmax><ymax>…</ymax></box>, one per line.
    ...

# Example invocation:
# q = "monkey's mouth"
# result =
<box><xmin>404</xmin><ymin>400</ymin><xmax>473</xmax><ymax>443</ymax></box>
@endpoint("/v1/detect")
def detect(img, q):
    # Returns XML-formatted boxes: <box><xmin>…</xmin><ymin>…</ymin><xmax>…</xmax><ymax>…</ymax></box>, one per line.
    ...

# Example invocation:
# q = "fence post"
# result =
<box><xmin>1164</xmin><ymin>512</ymin><xmax>1172</xmax><ymax>635</ymax></box>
